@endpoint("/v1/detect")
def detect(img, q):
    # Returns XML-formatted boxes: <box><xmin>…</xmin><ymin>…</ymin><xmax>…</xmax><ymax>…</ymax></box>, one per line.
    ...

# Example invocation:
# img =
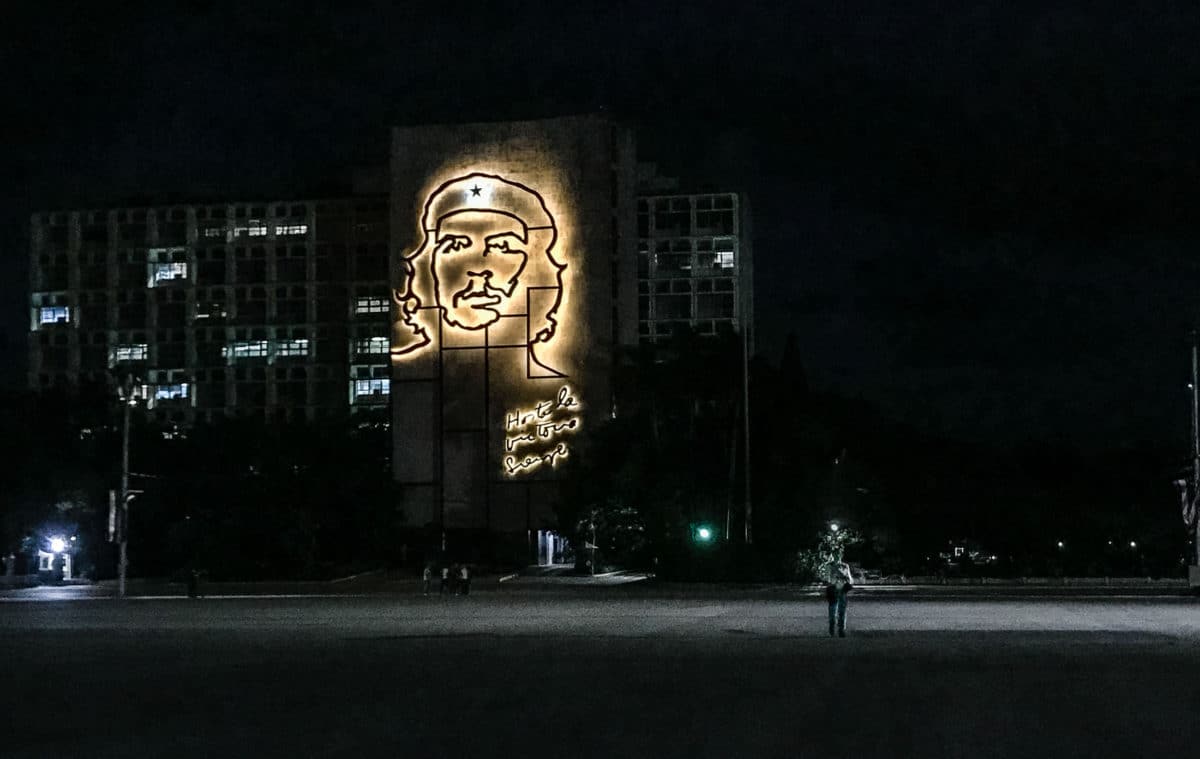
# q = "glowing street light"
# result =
<box><xmin>830</xmin><ymin>522</ymin><xmax>840</xmax><ymax>533</ymax></box>
<box><xmin>1057</xmin><ymin>541</ymin><xmax>1064</xmax><ymax>549</ymax></box>
<box><xmin>696</xmin><ymin>527</ymin><xmax>713</xmax><ymax>541</ymax></box>
<box><xmin>49</xmin><ymin>537</ymin><xmax>66</xmax><ymax>553</ymax></box>
<box><xmin>1129</xmin><ymin>541</ymin><xmax>1138</xmax><ymax>549</ymax></box>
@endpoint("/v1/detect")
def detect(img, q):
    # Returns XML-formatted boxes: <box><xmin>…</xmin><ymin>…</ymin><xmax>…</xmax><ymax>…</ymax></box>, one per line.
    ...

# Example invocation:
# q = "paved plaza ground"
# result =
<box><xmin>3</xmin><ymin>588</ymin><xmax>1198</xmax><ymax>758</ymax></box>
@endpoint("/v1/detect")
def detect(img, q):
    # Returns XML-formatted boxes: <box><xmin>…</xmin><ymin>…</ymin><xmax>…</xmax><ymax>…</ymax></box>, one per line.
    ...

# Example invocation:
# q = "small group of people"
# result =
<box><xmin>422</xmin><ymin>562</ymin><xmax>471</xmax><ymax>596</ymax></box>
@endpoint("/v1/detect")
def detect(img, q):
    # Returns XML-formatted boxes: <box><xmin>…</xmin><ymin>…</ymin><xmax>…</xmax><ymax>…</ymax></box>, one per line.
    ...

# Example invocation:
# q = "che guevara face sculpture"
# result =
<box><xmin>393</xmin><ymin>173</ymin><xmax>565</xmax><ymax>369</ymax></box>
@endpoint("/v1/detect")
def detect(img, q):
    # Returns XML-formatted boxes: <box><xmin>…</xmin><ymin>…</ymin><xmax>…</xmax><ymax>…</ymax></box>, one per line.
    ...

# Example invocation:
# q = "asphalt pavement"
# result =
<box><xmin>3</xmin><ymin>590</ymin><xmax>1198</xmax><ymax>758</ymax></box>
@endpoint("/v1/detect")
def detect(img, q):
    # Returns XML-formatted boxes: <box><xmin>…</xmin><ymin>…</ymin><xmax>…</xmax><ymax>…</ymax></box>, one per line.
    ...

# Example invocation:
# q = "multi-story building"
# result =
<box><xmin>635</xmin><ymin>166</ymin><xmax>754</xmax><ymax>350</ymax></box>
<box><xmin>28</xmin><ymin>196</ymin><xmax>390</xmax><ymax>424</ymax></box>
<box><xmin>26</xmin><ymin>117</ymin><xmax>754</xmax><ymax>559</ymax></box>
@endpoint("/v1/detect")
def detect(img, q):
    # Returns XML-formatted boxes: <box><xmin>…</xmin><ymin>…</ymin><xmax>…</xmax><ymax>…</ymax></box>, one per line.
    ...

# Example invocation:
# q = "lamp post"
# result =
<box><xmin>741</xmin><ymin>302</ymin><xmax>752</xmax><ymax>545</ymax></box>
<box><xmin>117</xmin><ymin>375</ymin><xmax>141</xmax><ymax>599</ymax></box>
<box><xmin>1189</xmin><ymin>333</ymin><xmax>1200</xmax><ymax>580</ymax></box>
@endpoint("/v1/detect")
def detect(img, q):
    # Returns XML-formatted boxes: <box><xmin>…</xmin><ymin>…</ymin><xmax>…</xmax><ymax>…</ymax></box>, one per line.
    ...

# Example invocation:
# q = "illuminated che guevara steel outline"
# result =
<box><xmin>392</xmin><ymin>172</ymin><xmax>568</xmax><ymax>378</ymax></box>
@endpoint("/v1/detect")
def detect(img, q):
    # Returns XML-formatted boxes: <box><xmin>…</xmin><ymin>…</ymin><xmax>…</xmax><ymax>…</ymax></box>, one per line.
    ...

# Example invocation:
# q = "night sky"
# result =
<box><xmin>3</xmin><ymin>1</ymin><xmax>1198</xmax><ymax>452</ymax></box>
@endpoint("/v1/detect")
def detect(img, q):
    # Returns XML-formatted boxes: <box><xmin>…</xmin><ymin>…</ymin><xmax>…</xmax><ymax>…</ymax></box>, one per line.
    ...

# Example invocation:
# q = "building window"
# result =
<box><xmin>354</xmin><ymin>296</ymin><xmax>388</xmax><ymax>314</ymax></box>
<box><xmin>353</xmin><ymin>378</ymin><xmax>389</xmax><ymax>398</ymax></box>
<box><xmin>275</xmin><ymin>224</ymin><xmax>308</xmax><ymax>236</ymax></box>
<box><xmin>715</xmin><ymin>251</ymin><xmax>735</xmax><ymax>269</ymax></box>
<box><xmin>234</xmin><ymin>222</ymin><xmax>268</xmax><ymax>238</ymax></box>
<box><xmin>110</xmin><ymin>344</ymin><xmax>148</xmax><ymax>363</ymax></box>
<box><xmin>203</xmin><ymin>227</ymin><xmax>226</xmax><ymax>239</ymax></box>
<box><xmin>146</xmin><ymin>383</ymin><xmax>189</xmax><ymax>401</ymax></box>
<box><xmin>223</xmin><ymin>340</ymin><xmax>269</xmax><ymax>360</ymax></box>
<box><xmin>354</xmin><ymin>336</ymin><xmax>389</xmax><ymax>354</ymax></box>
<box><xmin>39</xmin><ymin>306</ymin><xmax>70</xmax><ymax>324</ymax></box>
<box><xmin>274</xmin><ymin>338</ymin><xmax>310</xmax><ymax>357</ymax></box>
<box><xmin>150</xmin><ymin>262</ymin><xmax>188</xmax><ymax>285</ymax></box>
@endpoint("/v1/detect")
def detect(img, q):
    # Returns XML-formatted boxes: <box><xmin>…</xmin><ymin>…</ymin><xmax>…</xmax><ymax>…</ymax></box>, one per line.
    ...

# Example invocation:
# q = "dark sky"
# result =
<box><xmin>3</xmin><ymin>1</ymin><xmax>1199</xmax><ymax>451</ymax></box>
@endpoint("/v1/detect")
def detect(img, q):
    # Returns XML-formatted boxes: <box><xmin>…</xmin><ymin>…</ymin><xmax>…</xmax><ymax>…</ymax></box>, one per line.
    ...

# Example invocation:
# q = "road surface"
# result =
<box><xmin>3</xmin><ymin>590</ymin><xmax>1198</xmax><ymax>758</ymax></box>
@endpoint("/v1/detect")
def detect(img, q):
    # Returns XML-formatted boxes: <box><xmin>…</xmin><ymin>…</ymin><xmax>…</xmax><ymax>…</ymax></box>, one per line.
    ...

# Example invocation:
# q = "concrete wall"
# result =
<box><xmin>390</xmin><ymin>115</ymin><xmax>637</xmax><ymax>543</ymax></box>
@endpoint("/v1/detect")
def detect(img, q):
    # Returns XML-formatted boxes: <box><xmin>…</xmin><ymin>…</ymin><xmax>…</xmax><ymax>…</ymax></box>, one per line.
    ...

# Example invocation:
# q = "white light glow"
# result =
<box><xmin>49</xmin><ymin>537</ymin><xmax>65</xmax><ymax>553</ymax></box>
<box><xmin>39</xmin><ymin>306</ymin><xmax>70</xmax><ymax>325</ymax></box>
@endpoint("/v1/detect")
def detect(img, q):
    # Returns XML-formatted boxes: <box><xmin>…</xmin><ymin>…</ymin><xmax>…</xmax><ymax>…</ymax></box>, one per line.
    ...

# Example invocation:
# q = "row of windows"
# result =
<box><xmin>37</xmin><ymin>201</ymin><xmax>393</xmax><ymax>228</ymax></box>
<box><xmin>42</xmin><ymin>325</ymin><xmax>331</xmax><ymax>345</ymax></box>
<box><xmin>637</xmin><ymin>319</ymin><xmax>738</xmax><ymax>337</ymax></box>
<box><xmin>641</xmin><ymin>251</ymin><xmax>736</xmax><ymax>277</ymax></box>
<box><xmin>37</xmin><ymin>366</ymin><xmax>371</xmax><ymax>383</ymax></box>
<box><xmin>637</xmin><ymin>195</ymin><xmax>736</xmax><ymax>212</ymax></box>
<box><xmin>638</xmin><ymin>293</ymin><xmax>737</xmax><ymax>320</ymax></box>
<box><xmin>59</xmin><ymin>337</ymin><xmax>387</xmax><ymax>365</ymax></box>
<box><xmin>39</xmin><ymin>245</ymin><xmax>385</xmax><ymax>278</ymax></box>
<box><xmin>38</xmin><ymin>204</ymin><xmax>310</xmax><ymax>226</ymax></box>
<box><xmin>637</xmin><ymin>278</ymin><xmax>737</xmax><ymax>295</ymax></box>
<box><xmin>38</xmin><ymin>286</ymin><xmax>384</xmax><ymax>303</ymax></box>
<box><xmin>640</xmin><ymin>237</ymin><xmax>737</xmax><ymax>254</ymax></box>
<box><xmin>221</xmin><ymin>339</ymin><xmax>311</xmax><ymax>360</ymax></box>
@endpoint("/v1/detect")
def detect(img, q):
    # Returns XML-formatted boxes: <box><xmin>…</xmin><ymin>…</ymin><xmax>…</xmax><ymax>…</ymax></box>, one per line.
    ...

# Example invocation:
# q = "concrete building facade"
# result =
<box><xmin>27</xmin><ymin>115</ymin><xmax>751</xmax><ymax>557</ymax></box>
<box><xmin>635</xmin><ymin>171</ymin><xmax>753</xmax><ymax>350</ymax></box>
<box><xmin>28</xmin><ymin>197</ymin><xmax>390</xmax><ymax>424</ymax></box>
<box><xmin>389</xmin><ymin>115</ymin><xmax>639</xmax><ymax>549</ymax></box>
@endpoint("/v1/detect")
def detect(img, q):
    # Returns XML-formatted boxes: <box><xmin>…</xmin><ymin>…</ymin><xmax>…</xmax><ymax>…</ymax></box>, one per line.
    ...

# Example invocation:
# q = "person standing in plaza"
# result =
<box><xmin>459</xmin><ymin>564</ymin><xmax>470</xmax><ymax>596</ymax></box>
<box><xmin>440</xmin><ymin>564</ymin><xmax>450</xmax><ymax>595</ymax></box>
<box><xmin>825</xmin><ymin>560</ymin><xmax>854</xmax><ymax>637</ymax></box>
<box><xmin>422</xmin><ymin>564</ymin><xmax>432</xmax><ymax>595</ymax></box>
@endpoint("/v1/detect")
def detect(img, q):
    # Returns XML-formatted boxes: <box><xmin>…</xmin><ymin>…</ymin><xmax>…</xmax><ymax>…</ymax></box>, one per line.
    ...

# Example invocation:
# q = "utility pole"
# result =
<box><xmin>590</xmin><ymin>510</ymin><xmax>597</xmax><ymax>576</ymax></box>
<box><xmin>118</xmin><ymin>375</ymin><xmax>134</xmax><ymax>598</ymax></box>
<box><xmin>742</xmin><ymin>305</ymin><xmax>753</xmax><ymax>545</ymax></box>
<box><xmin>1190</xmin><ymin>333</ymin><xmax>1200</xmax><ymax>570</ymax></box>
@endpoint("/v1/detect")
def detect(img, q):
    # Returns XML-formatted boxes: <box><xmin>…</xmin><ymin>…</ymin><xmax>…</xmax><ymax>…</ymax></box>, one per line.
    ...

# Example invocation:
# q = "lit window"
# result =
<box><xmin>354</xmin><ymin>296</ymin><xmax>389</xmax><ymax>314</ymax></box>
<box><xmin>39</xmin><ymin>306</ymin><xmax>70</xmax><ymax>324</ymax></box>
<box><xmin>715</xmin><ymin>251</ymin><xmax>735</xmax><ymax>269</ymax></box>
<box><xmin>151</xmin><ymin>262</ymin><xmax>188</xmax><ymax>284</ymax></box>
<box><xmin>203</xmin><ymin>227</ymin><xmax>226</xmax><ymax>238</ymax></box>
<box><xmin>275</xmin><ymin>224</ymin><xmax>309</xmax><ymax>236</ymax></box>
<box><xmin>222</xmin><ymin>340</ymin><xmax>269</xmax><ymax>359</ymax></box>
<box><xmin>235</xmin><ymin>222</ymin><xmax>268</xmax><ymax>237</ymax></box>
<box><xmin>353</xmin><ymin>379</ymin><xmax>389</xmax><ymax>397</ymax></box>
<box><xmin>145</xmin><ymin>383</ymin><xmax>189</xmax><ymax>401</ymax></box>
<box><xmin>355</xmin><ymin>337</ymin><xmax>389</xmax><ymax>354</ymax></box>
<box><xmin>111</xmin><ymin>344</ymin><xmax>148</xmax><ymax>363</ymax></box>
<box><xmin>274</xmin><ymin>338</ymin><xmax>310</xmax><ymax>357</ymax></box>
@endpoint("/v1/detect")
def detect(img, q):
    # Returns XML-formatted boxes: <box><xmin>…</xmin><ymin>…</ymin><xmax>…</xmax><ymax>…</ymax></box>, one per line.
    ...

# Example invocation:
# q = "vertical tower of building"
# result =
<box><xmin>634</xmin><ymin>168</ymin><xmax>754</xmax><ymax>350</ymax></box>
<box><xmin>389</xmin><ymin>115</ymin><xmax>638</xmax><ymax>554</ymax></box>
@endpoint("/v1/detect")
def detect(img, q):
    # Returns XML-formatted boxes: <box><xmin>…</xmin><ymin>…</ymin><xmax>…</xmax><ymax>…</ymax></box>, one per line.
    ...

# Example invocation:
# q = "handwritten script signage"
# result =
<box><xmin>503</xmin><ymin>386</ymin><xmax>581</xmax><ymax>476</ymax></box>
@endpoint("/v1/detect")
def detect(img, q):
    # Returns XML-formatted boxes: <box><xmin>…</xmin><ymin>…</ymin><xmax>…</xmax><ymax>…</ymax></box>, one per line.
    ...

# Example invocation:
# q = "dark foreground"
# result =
<box><xmin>4</xmin><ymin>593</ymin><xmax>1198</xmax><ymax>758</ymax></box>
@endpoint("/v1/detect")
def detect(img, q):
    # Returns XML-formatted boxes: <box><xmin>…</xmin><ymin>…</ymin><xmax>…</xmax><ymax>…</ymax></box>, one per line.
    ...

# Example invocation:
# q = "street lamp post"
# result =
<box><xmin>1190</xmin><ymin>334</ymin><xmax>1200</xmax><ymax>574</ymax></box>
<box><xmin>117</xmin><ymin>375</ymin><xmax>140</xmax><ymax>599</ymax></box>
<box><xmin>741</xmin><ymin>307</ymin><xmax>752</xmax><ymax>545</ymax></box>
